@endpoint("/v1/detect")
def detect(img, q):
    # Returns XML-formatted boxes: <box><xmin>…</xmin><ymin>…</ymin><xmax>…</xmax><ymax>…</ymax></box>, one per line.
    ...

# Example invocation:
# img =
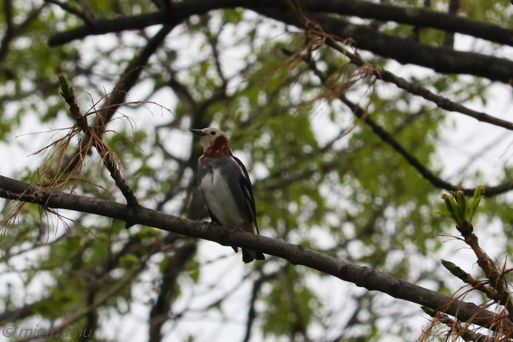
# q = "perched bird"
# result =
<box><xmin>191</xmin><ymin>127</ymin><xmax>265</xmax><ymax>263</ymax></box>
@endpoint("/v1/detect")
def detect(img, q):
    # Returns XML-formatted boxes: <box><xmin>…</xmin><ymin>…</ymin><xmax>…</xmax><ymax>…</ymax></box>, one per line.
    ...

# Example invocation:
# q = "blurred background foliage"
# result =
<box><xmin>1</xmin><ymin>0</ymin><xmax>513</xmax><ymax>341</ymax></box>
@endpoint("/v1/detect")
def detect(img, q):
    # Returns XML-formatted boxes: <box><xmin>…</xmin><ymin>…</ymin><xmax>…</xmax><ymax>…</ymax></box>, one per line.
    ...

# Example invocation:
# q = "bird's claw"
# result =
<box><xmin>228</xmin><ymin>225</ymin><xmax>243</xmax><ymax>234</ymax></box>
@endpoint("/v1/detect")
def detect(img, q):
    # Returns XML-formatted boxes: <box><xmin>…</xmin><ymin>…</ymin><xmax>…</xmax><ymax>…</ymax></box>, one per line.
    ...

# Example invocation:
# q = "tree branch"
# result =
<box><xmin>59</xmin><ymin>75</ymin><xmax>139</xmax><ymax>206</ymax></box>
<box><xmin>149</xmin><ymin>242</ymin><xmax>197</xmax><ymax>342</ymax></box>
<box><xmin>327</xmin><ymin>40</ymin><xmax>513</xmax><ymax>131</ymax></box>
<box><xmin>47</xmin><ymin>0</ymin><xmax>513</xmax><ymax>48</ymax></box>
<box><xmin>44</xmin><ymin>0</ymin><xmax>93</xmax><ymax>25</ymax></box>
<box><xmin>0</xmin><ymin>3</ymin><xmax>46</xmax><ymax>63</ymax></box>
<box><xmin>339</xmin><ymin>94</ymin><xmax>513</xmax><ymax>197</ymax></box>
<box><xmin>285</xmin><ymin>48</ymin><xmax>513</xmax><ymax>198</ymax></box>
<box><xmin>259</xmin><ymin>9</ymin><xmax>513</xmax><ymax>84</ymax></box>
<box><xmin>62</xmin><ymin>24</ymin><xmax>174</xmax><ymax>173</ymax></box>
<box><xmin>0</xmin><ymin>174</ymin><xmax>510</xmax><ymax>332</ymax></box>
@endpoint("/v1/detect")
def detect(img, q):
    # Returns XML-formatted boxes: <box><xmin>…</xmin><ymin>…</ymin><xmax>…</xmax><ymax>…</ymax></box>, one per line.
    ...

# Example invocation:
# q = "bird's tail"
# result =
<box><xmin>242</xmin><ymin>248</ymin><xmax>265</xmax><ymax>263</ymax></box>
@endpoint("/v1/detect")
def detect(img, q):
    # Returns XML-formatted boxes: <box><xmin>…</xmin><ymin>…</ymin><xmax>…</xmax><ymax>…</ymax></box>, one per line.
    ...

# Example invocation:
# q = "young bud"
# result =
<box><xmin>441</xmin><ymin>259</ymin><xmax>467</xmax><ymax>279</ymax></box>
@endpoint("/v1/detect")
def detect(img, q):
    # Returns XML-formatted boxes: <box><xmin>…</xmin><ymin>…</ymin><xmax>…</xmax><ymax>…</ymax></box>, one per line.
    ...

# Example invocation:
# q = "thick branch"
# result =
<box><xmin>47</xmin><ymin>2</ymin><xmax>513</xmax><ymax>84</ymax></box>
<box><xmin>0</xmin><ymin>174</ymin><xmax>510</xmax><ymax>332</ymax></box>
<box><xmin>48</xmin><ymin>0</ymin><xmax>513</xmax><ymax>48</ymax></box>
<box><xmin>260</xmin><ymin>9</ymin><xmax>513</xmax><ymax>84</ymax></box>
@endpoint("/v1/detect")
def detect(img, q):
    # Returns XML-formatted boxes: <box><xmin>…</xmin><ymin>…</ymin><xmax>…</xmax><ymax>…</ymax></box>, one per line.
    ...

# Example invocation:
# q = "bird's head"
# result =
<box><xmin>190</xmin><ymin>127</ymin><xmax>232</xmax><ymax>156</ymax></box>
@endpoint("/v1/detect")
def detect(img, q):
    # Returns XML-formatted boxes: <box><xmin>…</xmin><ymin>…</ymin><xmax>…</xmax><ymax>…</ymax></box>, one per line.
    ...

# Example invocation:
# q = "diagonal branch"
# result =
<box><xmin>0</xmin><ymin>173</ymin><xmax>511</xmax><ymax>333</ymax></box>
<box><xmin>44</xmin><ymin>0</ymin><xmax>93</xmax><ymax>25</ymax></box>
<box><xmin>322</xmin><ymin>40</ymin><xmax>513</xmax><ymax>131</ymax></box>
<box><xmin>289</xmin><ymin>49</ymin><xmax>513</xmax><ymax>198</ymax></box>
<box><xmin>59</xmin><ymin>75</ymin><xmax>139</xmax><ymax>206</ymax></box>
<box><xmin>62</xmin><ymin>24</ymin><xmax>174</xmax><ymax>173</ymax></box>
<box><xmin>339</xmin><ymin>94</ymin><xmax>513</xmax><ymax>197</ymax></box>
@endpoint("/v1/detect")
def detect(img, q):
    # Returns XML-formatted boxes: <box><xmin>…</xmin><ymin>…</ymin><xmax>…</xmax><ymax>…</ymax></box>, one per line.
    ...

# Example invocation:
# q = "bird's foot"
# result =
<box><xmin>228</xmin><ymin>225</ymin><xmax>243</xmax><ymax>234</ymax></box>
<box><xmin>204</xmin><ymin>221</ymin><xmax>220</xmax><ymax>228</ymax></box>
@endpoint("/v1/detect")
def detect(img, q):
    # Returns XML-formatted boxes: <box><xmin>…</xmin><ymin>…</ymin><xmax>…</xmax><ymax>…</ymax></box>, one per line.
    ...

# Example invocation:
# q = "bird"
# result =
<box><xmin>191</xmin><ymin>127</ymin><xmax>265</xmax><ymax>263</ymax></box>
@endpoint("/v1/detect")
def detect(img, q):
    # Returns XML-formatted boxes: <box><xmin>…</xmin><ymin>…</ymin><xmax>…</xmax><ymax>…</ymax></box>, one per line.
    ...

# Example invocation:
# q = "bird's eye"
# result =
<box><xmin>210</xmin><ymin>131</ymin><xmax>216</xmax><ymax>136</ymax></box>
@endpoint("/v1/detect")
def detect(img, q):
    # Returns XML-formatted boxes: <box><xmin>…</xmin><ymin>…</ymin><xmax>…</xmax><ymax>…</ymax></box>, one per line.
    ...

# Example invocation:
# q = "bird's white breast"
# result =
<box><xmin>200</xmin><ymin>167</ymin><xmax>244</xmax><ymax>227</ymax></box>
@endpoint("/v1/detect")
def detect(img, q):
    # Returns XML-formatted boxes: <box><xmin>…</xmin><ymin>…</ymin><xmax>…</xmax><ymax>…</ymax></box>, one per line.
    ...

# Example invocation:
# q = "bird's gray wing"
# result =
<box><xmin>231</xmin><ymin>156</ymin><xmax>259</xmax><ymax>234</ymax></box>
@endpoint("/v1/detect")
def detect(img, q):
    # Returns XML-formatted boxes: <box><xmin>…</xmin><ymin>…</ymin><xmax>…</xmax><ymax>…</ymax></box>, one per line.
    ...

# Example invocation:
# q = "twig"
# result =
<box><xmin>44</xmin><ymin>0</ymin><xmax>93</xmax><ymax>25</ymax></box>
<box><xmin>59</xmin><ymin>74</ymin><xmax>139</xmax><ymax>206</ymax></box>
<box><xmin>324</xmin><ymin>38</ymin><xmax>513</xmax><ymax>131</ymax></box>
<box><xmin>442</xmin><ymin>260</ymin><xmax>503</xmax><ymax>305</ymax></box>
<box><xmin>61</xmin><ymin>24</ymin><xmax>174</xmax><ymax>173</ymax></box>
<box><xmin>74</xmin><ymin>0</ymin><xmax>95</xmax><ymax>22</ymax></box>
<box><xmin>463</xmin><ymin>228</ymin><xmax>513</xmax><ymax>322</ymax></box>
<box><xmin>441</xmin><ymin>191</ymin><xmax>513</xmax><ymax>322</ymax></box>
<box><xmin>423</xmin><ymin>308</ymin><xmax>497</xmax><ymax>342</ymax></box>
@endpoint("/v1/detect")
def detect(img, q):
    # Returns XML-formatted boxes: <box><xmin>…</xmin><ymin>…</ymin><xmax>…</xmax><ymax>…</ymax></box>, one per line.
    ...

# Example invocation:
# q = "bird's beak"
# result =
<box><xmin>190</xmin><ymin>129</ymin><xmax>207</xmax><ymax>136</ymax></box>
